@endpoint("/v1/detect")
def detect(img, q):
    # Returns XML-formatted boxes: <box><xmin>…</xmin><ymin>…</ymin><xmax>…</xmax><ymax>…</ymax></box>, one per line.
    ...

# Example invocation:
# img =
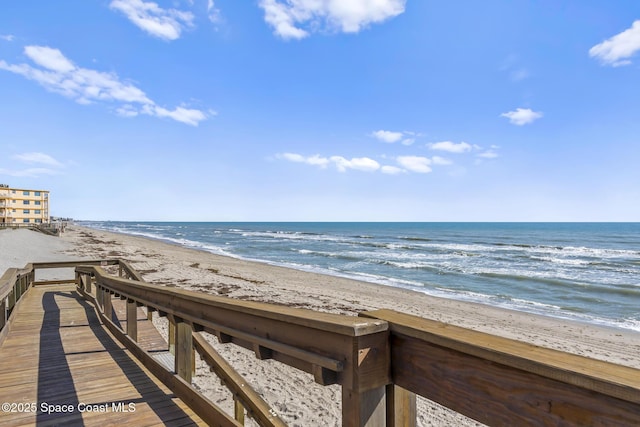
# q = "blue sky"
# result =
<box><xmin>1</xmin><ymin>1</ymin><xmax>639</xmax><ymax>221</ymax></box>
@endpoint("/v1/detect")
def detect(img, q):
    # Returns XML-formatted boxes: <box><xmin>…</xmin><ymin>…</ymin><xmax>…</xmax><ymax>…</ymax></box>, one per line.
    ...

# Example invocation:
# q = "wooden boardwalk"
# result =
<box><xmin>0</xmin><ymin>283</ymin><xmax>206</xmax><ymax>426</ymax></box>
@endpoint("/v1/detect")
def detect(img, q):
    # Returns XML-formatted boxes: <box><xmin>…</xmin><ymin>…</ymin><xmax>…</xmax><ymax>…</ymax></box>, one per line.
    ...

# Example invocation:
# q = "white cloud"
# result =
<box><xmin>109</xmin><ymin>0</ymin><xmax>194</xmax><ymax>41</ymax></box>
<box><xmin>477</xmin><ymin>150</ymin><xmax>499</xmax><ymax>159</ymax></box>
<box><xmin>381</xmin><ymin>165</ymin><xmax>405</xmax><ymax>174</ymax></box>
<box><xmin>116</xmin><ymin>105</ymin><xmax>139</xmax><ymax>117</ymax></box>
<box><xmin>330</xmin><ymin>156</ymin><xmax>380</xmax><ymax>172</ymax></box>
<box><xmin>589</xmin><ymin>20</ymin><xmax>640</xmax><ymax>67</ymax></box>
<box><xmin>396</xmin><ymin>156</ymin><xmax>432</xmax><ymax>174</ymax></box>
<box><xmin>428</xmin><ymin>141</ymin><xmax>472</xmax><ymax>153</ymax></box>
<box><xmin>279</xmin><ymin>152</ymin><xmax>457</xmax><ymax>175</ymax></box>
<box><xmin>279</xmin><ymin>152</ymin><xmax>306</xmax><ymax>163</ymax></box>
<box><xmin>1</xmin><ymin>152</ymin><xmax>65</xmax><ymax>178</ymax></box>
<box><xmin>371</xmin><ymin>129</ymin><xmax>417</xmax><ymax>145</ymax></box>
<box><xmin>259</xmin><ymin>0</ymin><xmax>406</xmax><ymax>40</ymax></box>
<box><xmin>145</xmin><ymin>105</ymin><xmax>208</xmax><ymax>126</ymax></box>
<box><xmin>501</xmin><ymin>108</ymin><xmax>543</xmax><ymax>126</ymax></box>
<box><xmin>371</xmin><ymin>130</ymin><xmax>403</xmax><ymax>143</ymax></box>
<box><xmin>12</xmin><ymin>152</ymin><xmax>63</xmax><ymax>167</ymax></box>
<box><xmin>0</xmin><ymin>45</ymin><xmax>208</xmax><ymax>126</ymax></box>
<box><xmin>431</xmin><ymin>156</ymin><xmax>452</xmax><ymax>165</ymax></box>
<box><xmin>207</xmin><ymin>0</ymin><xmax>222</xmax><ymax>24</ymax></box>
<box><xmin>24</xmin><ymin>46</ymin><xmax>75</xmax><ymax>73</ymax></box>
<box><xmin>1</xmin><ymin>34</ymin><xmax>15</xmax><ymax>42</ymax></box>
<box><xmin>278</xmin><ymin>153</ymin><xmax>331</xmax><ymax>168</ymax></box>
<box><xmin>279</xmin><ymin>153</ymin><xmax>381</xmax><ymax>172</ymax></box>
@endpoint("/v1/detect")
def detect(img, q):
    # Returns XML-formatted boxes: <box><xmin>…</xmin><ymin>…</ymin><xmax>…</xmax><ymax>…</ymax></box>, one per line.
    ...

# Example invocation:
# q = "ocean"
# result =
<box><xmin>80</xmin><ymin>222</ymin><xmax>640</xmax><ymax>332</ymax></box>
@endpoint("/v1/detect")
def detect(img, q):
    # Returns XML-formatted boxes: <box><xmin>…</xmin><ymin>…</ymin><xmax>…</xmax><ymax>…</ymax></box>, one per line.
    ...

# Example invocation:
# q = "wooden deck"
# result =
<box><xmin>0</xmin><ymin>283</ymin><xmax>206</xmax><ymax>426</ymax></box>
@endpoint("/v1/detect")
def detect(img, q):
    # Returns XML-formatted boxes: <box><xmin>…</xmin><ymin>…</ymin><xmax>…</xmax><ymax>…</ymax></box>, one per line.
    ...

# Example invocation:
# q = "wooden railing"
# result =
<box><xmin>0</xmin><ymin>222</ymin><xmax>61</xmax><ymax>235</ymax></box>
<box><xmin>1</xmin><ymin>259</ymin><xmax>639</xmax><ymax>426</ymax></box>
<box><xmin>0</xmin><ymin>259</ymin><xmax>116</xmax><ymax>343</ymax></box>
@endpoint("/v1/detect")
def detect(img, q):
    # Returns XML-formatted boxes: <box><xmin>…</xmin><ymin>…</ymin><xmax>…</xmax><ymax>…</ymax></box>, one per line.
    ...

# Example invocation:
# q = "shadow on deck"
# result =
<box><xmin>0</xmin><ymin>284</ymin><xmax>204</xmax><ymax>426</ymax></box>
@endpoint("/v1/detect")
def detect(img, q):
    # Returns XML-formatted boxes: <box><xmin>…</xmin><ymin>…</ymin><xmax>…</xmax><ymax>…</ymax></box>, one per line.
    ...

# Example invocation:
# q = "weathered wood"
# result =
<box><xmin>342</xmin><ymin>386</ymin><xmax>387</xmax><ymax>427</ymax></box>
<box><xmin>33</xmin><ymin>279</ymin><xmax>77</xmax><ymax>286</ymax></box>
<box><xmin>127</xmin><ymin>299</ymin><xmax>138</xmax><ymax>341</ymax></box>
<box><xmin>193</xmin><ymin>332</ymin><xmax>287</xmax><ymax>427</ymax></box>
<box><xmin>169</xmin><ymin>318</ymin><xmax>176</xmax><ymax>355</ymax></box>
<box><xmin>175</xmin><ymin>319</ymin><xmax>193</xmax><ymax>383</ymax></box>
<box><xmin>79</xmin><ymin>287</ymin><xmax>239</xmax><ymax>427</ymax></box>
<box><xmin>0</xmin><ymin>299</ymin><xmax>5</xmax><ymax>331</ymax></box>
<box><xmin>234</xmin><ymin>397</ymin><xmax>245</xmax><ymax>425</ymax></box>
<box><xmin>33</xmin><ymin>259</ymin><xmax>119</xmax><ymax>269</ymax></box>
<box><xmin>5</xmin><ymin>259</ymin><xmax>640</xmax><ymax>426</ymax></box>
<box><xmin>88</xmin><ymin>267</ymin><xmax>387</xmax><ymax>390</ymax></box>
<box><xmin>0</xmin><ymin>284</ymin><xmax>208</xmax><ymax>426</ymax></box>
<box><xmin>103</xmin><ymin>288</ymin><xmax>112</xmax><ymax>322</ymax></box>
<box><xmin>363</xmin><ymin>309</ymin><xmax>640</xmax><ymax>426</ymax></box>
<box><xmin>386</xmin><ymin>385</ymin><xmax>416</xmax><ymax>427</ymax></box>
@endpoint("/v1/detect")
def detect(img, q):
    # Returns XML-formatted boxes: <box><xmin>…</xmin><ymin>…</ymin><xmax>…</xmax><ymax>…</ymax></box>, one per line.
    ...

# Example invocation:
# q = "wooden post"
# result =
<box><xmin>169</xmin><ymin>319</ymin><xmax>176</xmax><ymax>355</ymax></box>
<box><xmin>126</xmin><ymin>299</ymin><xmax>138</xmax><ymax>341</ymax></box>
<box><xmin>147</xmin><ymin>306</ymin><xmax>153</xmax><ymax>321</ymax></box>
<box><xmin>175</xmin><ymin>318</ymin><xmax>193</xmax><ymax>382</ymax></box>
<box><xmin>103</xmin><ymin>290</ymin><xmax>112</xmax><ymax>322</ymax></box>
<box><xmin>97</xmin><ymin>285</ymin><xmax>103</xmax><ymax>308</ymax></box>
<box><xmin>8</xmin><ymin>287</ymin><xmax>15</xmax><ymax>310</ymax></box>
<box><xmin>0</xmin><ymin>299</ymin><xmax>6</xmax><ymax>330</ymax></box>
<box><xmin>386</xmin><ymin>385</ymin><xmax>416</xmax><ymax>427</ymax></box>
<box><xmin>86</xmin><ymin>276</ymin><xmax>92</xmax><ymax>293</ymax></box>
<box><xmin>234</xmin><ymin>396</ymin><xmax>245</xmax><ymax>425</ymax></box>
<box><xmin>342</xmin><ymin>386</ymin><xmax>387</xmax><ymax>427</ymax></box>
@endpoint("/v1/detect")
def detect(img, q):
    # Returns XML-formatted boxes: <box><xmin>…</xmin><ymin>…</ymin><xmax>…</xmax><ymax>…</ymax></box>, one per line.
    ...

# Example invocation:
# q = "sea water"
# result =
<box><xmin>81</xmin><ymin>222</ymin><xmax>640</xmax><ymax>331</ymax></box>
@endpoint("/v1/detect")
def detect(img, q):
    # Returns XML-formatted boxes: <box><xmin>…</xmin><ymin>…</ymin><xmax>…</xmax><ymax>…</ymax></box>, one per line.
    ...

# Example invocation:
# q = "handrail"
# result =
<box><xmin>0</xmin><ymin>259</ymin><xmax>124</xmax><ymax>336</ymax></box>
<box><xmin>1</xmin><ymin>259</ymin><xmax>639</xmax><ymax>426</ymax></box>
<box><xmin>76</xmin><ymin>265</ymin><xmax>389</xmax><ymax>388</ymax></box>
<box><xmin>362</xmin><ymin>309</ymin><xmax>640</xmax><ymax>426</ymax></box>
<box><xmin>193</xmin><ymin>332</ymin><xmax>287</xmax><ymax>427</ymax></box>
<box><xmin>78</xmin><ymin>261</ymin><xmax>289</xmax><ymax>426</ymax></box>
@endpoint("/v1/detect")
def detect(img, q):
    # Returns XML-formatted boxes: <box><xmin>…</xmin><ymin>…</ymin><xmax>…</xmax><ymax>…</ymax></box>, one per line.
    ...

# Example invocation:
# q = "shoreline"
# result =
<box><xmin>61</xmin><ymin>225</ymin><xmax>640</xmax><ymax>366</ymax></box>
<box><xmin>78</xmin><ymin>223</ymin><xmax>638</xmax><ymax>334</ymax></box>
<box><xmin>78</xmin><ymin>222</ymin><xmax>640</xmax><ymax>332</ymax></box>
<box><xmin>4</xmin><ymin>225</ymin><xmax>640</xmax><ymax>426</ymax></box>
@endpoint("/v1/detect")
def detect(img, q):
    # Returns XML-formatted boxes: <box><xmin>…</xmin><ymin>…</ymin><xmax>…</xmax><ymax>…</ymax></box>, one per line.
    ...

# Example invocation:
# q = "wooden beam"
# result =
<box><xmin>234</xmin><ymin>397</ymin><xmax>245</xmax><ymax>425</ymax></box>
<box><xmin>126</xmin><ymin>299</ymin><xmax>138</xmax><ymax>341</ymax></box>
<box><xmin>386</xmin><ymin>385</ymin><xmax>416</xmax><ymax>427</ymax></box>
<box><xmin>175</xmin><ymin>319</ymin><xmax>193</xmax><ymax>383</ymax></box>
<box><xmin>168</xmin><ymin>319</ymin><xmax>175</xmax><ymax>355</ymax></box>
<box><xmin>103</xmin><ymin>289</ymin><xmax>112</xmax><ymax>322</ymax></box>
<box><xmin>193</xmin><ymin>332</ymin><xmax>287</xmax><ymax>427</ymax></box>
<box><xmin>342</xmin><ymin>386</ymin><xmax>386</xmax><ymax>427</ymax></box>
<box><xmin>86</xmin><ymin>266</ymin><xmax>388</xmax><ymax>391</ymax></box>
<box><xmin>363</xmin><ymin>309</ymin><xmax>640</xmax><ymax>426</ymax></box>
<box><xmin>77</xmin><ymin>287</ymin><xmax>241</xmax><ymax>427</ymax></box>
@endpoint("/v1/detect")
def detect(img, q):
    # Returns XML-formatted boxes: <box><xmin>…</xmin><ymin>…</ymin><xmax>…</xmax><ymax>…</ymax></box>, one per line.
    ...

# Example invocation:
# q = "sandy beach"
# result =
<box><xmin>2</xmin><ymin>225</ymin><xmax>640</xmax><ymax>426</ymax></box>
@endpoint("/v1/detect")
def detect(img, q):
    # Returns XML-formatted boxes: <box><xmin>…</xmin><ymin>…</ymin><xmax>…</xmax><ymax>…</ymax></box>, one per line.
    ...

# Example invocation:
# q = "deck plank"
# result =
<box><xmin>0</xmin><ymin>284</ymin><xmax>206</xmax><ymax>426</ymax></box>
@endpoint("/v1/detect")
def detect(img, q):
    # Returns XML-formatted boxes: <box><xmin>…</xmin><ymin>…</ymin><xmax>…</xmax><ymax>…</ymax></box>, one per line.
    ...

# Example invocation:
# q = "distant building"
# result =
<box><xmin>0</xmin><ymin>184</ymin><xmax>50</xmax><ymax>224</ymax></box>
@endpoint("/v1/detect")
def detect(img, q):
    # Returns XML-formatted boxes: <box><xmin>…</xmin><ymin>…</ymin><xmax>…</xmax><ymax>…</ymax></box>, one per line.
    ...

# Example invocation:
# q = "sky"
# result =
<box><xmin>1</xmin><ymin>1</ymin><xmax>639</xmax><ymax>221</ymax></box>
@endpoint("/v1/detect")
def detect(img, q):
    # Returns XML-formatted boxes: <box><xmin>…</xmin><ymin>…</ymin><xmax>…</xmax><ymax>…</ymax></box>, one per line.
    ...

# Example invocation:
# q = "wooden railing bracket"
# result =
<box><xmin>254</xmin><ymin>344</ymin><xmax>273</xmax><ymax>360</ymax></box>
